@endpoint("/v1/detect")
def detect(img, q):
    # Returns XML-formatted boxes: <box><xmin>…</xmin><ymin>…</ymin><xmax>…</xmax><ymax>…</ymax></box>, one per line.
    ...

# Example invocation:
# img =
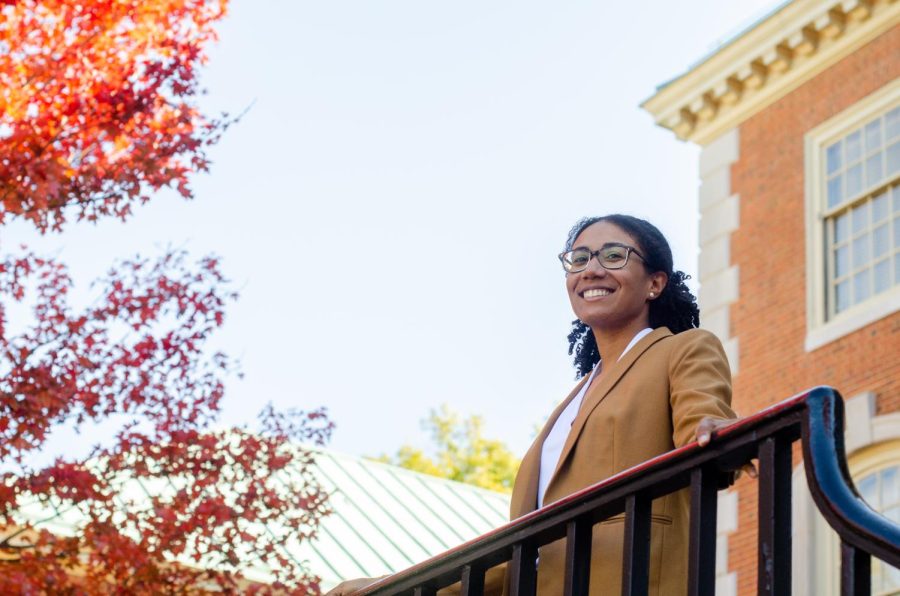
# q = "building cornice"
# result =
<box><xmin>642</xmin><ymin>0</ymin><xmax>900</xmax><ymax>146</ymax></box>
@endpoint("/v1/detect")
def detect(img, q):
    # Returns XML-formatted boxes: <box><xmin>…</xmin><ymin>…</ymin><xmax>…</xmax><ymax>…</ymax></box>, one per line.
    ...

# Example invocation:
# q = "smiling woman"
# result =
<box><xmin>327</xmin><ymin>214</ymin><xmax>738</xmax><ymax>596</ymax></box>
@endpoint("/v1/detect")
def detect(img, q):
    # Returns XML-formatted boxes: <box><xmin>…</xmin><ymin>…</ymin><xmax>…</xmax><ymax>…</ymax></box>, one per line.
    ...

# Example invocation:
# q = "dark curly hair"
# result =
<box><xmin>564</xmin><ymin>214</ymin><xmax>700</xmax><ymax>378</ymax></box>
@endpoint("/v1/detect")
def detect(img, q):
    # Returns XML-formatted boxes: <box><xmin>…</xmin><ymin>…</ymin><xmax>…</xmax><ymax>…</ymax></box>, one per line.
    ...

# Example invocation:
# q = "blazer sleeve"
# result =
<box><xmin>667</xmin><ymin>329</ymin><xmax>736</xmax><ymax>448</ymax></box>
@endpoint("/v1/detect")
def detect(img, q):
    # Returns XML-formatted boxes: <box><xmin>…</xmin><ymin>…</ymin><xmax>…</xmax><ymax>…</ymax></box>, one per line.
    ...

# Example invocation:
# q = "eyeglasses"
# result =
<box><xmin>558</xmin><ymin>243</ymin><xmax>646</xmax><ymax>273</ymax></box>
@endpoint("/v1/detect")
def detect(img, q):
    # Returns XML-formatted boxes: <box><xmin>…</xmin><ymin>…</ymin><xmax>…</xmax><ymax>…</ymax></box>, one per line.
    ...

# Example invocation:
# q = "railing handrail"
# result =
<box><xmin>358</xmin><ymin>386</ymin><xmax>900</xmax><ymax>595</ymax></box>
<box><xmin>800</xmin><ymin>387</ymin><xmax>900</xmax><ymax>568</ymax></box>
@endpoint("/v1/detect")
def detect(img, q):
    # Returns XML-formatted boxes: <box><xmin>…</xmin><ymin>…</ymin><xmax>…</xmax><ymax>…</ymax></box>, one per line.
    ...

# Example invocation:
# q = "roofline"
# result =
<box><xmin>642</xmin><ymin>0</ymin><xmax>900</xmax><ymax>145</ymax></box>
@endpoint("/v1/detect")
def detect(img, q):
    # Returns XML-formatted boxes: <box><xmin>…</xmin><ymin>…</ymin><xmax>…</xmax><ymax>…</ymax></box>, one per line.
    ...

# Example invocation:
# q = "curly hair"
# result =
<box><xmin>564</xmin><ymin>214</ymin><xmax>700</xmax><ymax>378</ymax></box>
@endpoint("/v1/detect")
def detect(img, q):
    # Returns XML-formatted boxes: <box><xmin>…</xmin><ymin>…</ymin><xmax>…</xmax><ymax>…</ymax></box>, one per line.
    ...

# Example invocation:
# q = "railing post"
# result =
<box><xmin>840</xmin><ymin>540</ymin><xmax>871</xmax><ymax>596</ymax></box>
<box><xmin>460</xmin><ymin>564</ymin><xmax>485</xmax><ymax>596</ymax></box>
<box><xmin>621</xmin><ymin>493</ymin><xmax>651</xmax><ymax>596</ymax></box>
<box><xmin>758</xmin><ymin>435</ymin><xmax>792</xmax><ymax>595</ymax></box>
<box><xmin>564</xmin><ymin>516</ymin><xmax>591</xmax><ymax>596</ymax></box>
<box><xmin>509</xmin><ymin>542</ymin><xmax>537</xmax><ymax>596</ymax></box>
<box><xmin>687</xmin><ymin>466</ymin><xmax>718</xmax><ymax>596</ymax></box>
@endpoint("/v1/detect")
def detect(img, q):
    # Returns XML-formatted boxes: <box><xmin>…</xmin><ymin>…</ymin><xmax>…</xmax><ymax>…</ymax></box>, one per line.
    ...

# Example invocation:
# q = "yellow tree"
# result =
<box><xmin>377</xmin><ymin>405</ymin><xmax>520</xmax><ymax>494</ymax></box>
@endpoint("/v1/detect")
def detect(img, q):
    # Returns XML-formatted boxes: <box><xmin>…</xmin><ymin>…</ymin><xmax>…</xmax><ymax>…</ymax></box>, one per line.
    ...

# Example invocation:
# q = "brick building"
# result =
<box><xmin>642</xmin><ymin>1</ymin><xmax>900</xmax><ymax>594</ymax></box>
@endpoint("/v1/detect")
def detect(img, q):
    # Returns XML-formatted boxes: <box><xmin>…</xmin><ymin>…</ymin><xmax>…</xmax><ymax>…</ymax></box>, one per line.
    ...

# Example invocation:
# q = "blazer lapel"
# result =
<box><xmin>548</xmin><ymin>327</ymin><xmax>673</xmax><ymax>489</ymax></box>
<box><xmin>509</xmin><ymin>374</ymin><xmax>590</xmax><ymax>519</ymax></box>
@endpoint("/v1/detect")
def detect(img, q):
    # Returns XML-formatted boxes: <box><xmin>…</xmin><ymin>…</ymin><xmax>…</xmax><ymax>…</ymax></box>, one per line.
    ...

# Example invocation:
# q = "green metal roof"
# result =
<box><xmin>12</xmin><ymin>448</ymin><xmax>511</xmax><ymax>591</ymax></box>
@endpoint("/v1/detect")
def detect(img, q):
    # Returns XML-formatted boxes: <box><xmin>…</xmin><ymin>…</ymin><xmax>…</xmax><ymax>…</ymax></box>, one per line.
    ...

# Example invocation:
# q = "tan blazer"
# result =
<box><xmin>472</xmin><ymin>327</ymin><xmax>734</xmax><ymax>596</ymax></box>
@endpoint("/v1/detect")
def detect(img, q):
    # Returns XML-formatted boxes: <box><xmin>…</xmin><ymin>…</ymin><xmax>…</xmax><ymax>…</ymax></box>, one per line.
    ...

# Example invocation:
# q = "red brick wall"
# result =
<box><xmin>727</xmin><ymin>25</ymin><xmax>900</xmax><ymax>595</ymax></box>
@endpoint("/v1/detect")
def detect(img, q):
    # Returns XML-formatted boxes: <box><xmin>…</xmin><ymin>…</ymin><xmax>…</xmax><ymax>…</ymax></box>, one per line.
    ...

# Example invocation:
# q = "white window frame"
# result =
<box><xmin>804</xmin><ymin>79</ymin><xmax>900</xmax><ymax>352</ymax></box>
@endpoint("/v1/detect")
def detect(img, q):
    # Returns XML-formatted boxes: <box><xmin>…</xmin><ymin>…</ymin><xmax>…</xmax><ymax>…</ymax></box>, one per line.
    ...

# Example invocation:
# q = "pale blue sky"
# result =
<box><xmin>8</xmin><ymin>0</ymin><xmax>779</xmax><ymax>462</ymax></box>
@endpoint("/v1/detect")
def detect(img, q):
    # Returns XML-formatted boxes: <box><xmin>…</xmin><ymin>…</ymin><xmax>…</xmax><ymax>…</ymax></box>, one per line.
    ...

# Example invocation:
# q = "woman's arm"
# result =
<box><xmin>667</xmin><ymin>329</ymin><xmax>736</xmax><ymax>448</ymax></box>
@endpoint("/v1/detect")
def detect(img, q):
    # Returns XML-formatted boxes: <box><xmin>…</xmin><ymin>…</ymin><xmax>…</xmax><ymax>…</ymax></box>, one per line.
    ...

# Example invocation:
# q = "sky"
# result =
<box><xmin>7</xmin><ymin>0</ymin><xmax>781</xmax><ymax>463</ymax></box>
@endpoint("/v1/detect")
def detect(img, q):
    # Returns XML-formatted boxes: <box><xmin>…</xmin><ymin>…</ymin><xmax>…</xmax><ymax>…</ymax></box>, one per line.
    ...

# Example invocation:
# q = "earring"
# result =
<box><xmin>649</xmin><ymin>292</ymin><xmax>656</xmax><ymax>298</ymax></box>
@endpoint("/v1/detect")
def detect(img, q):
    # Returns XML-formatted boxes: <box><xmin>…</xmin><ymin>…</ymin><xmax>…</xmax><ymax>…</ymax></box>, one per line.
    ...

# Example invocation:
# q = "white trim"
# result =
<box><xmin>642</xmin><ymin>0</ymin><xmax>900</xmax><ymax>144</ymax></box>
<box><xmin>716</xmin><ymin>489</ymin><xmax>738</xmax><ymax>596</ymax></box>
<box><xmin>803</xmin><ymin>79</ymin><xmax>900</xmax><ymax>351</ymax></box>
<box><xmin>844</xmin><ymin>391</ymin><xmax>877</xmax><ymax>452</ymax></box>
<box><xmin>698</xmin><ymin>129</ymin><xmax>741</xmax><ymax>374</ymax></box>
<box><xmin>805</xmin><ymin>290</ymin><xmax>900</xmax><ymax>350</ymax></box>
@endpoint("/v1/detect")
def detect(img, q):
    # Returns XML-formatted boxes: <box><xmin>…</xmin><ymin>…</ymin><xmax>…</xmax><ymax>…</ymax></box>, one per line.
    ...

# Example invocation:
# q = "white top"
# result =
<box><xmin>537</xmin><ymin>327</ymin><xmax>653</xmax><ymax>508</ymax></box>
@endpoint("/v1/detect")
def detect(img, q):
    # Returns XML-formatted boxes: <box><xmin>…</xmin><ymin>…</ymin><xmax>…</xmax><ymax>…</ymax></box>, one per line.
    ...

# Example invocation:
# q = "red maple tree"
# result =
<box><xmin>0</xmin><ymin>0</ymin><xmax>232</xmax><ymax>231</ymax></box>
<box><xmin>0</xmin><ymin>1</ymin><xmax>333</xmax><ymax>593</ymax></box>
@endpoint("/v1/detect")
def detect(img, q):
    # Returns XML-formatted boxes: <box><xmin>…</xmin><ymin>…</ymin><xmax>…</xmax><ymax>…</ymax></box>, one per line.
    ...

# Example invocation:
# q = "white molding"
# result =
<box><xmin>805</xmin><ymin>290</ymin><xmax>900</xmax><ymax>350</ymax></box>
<box><xmin>722</xmin><ymin>337</ymin><xmax>740</xmax><ymax>376</ymax></box>
<box><xmin>803</xmin><ymin>79</ymin><xmax>900</xmax><ymax>352</ymax></box>
<box><xmin>699</xmin><ymin>169</ymin><xmax>732</xmax><ymax>210</ymax></box>
<box><xmin>701</xmin><ymin>306</ymin><xmax>731</xmax><ymax>340</ymax></box>
<box><xmin>699</xmin><ymin>266</ymin><xmax>740</xmax><ymax>312</ymax></box>
<box><xmin>715</xmin><ymin>571</ymin><xmax>738</xmax><ymax>596</ymax></box>
<box><xmin>718</xmin><ymin>489</ymin><xmax>739</xmax><ymax>534</ymax></box>
<box><xmin>844</xmin><ymin>391</ymin><xmax>876</xmax><ymax>452</ymax></box>
<box><xmin>700</xmin><ymin>129</ymin><xmax>741</xmax><ymax>176</ymax></box>
<box><xmin>642</xmin><ymin>0</ymin><xmax>900</xmax><ymax>145</ymax></box>
<box><xmin>699</xmin><ymin>194</ymin><xmax>740</xmax><ymax>245</ymax></box>
<box><xmin>699</xmin><ymin>234</ymin><xmax>731</xmax><ymax>280</ymax></box>
<box><xmin>872</xmin><ymin>411</ymin><xmax>900</xmax><ymax>443</ymax></box>
<box><xmin>698</xmin><ymin>128</ymin><xmax>741</xmax><ymax>375</ymax></box>
<box><xmin>716</xmin><ymin>489</ymin><xmax>739</xmax><ymax>596</ymax></box>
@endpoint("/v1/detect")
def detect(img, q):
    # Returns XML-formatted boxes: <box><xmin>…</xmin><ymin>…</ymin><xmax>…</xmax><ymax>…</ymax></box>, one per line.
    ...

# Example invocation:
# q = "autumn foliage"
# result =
<box><xmin>0</xmin><ymin>0</ymin><xmax>231</xmax><ymax>231</ymax></box>
<box><xmin>0</xmin><ymin>1</ymin><xmax>333</xmax><ymax>593</ymax></box>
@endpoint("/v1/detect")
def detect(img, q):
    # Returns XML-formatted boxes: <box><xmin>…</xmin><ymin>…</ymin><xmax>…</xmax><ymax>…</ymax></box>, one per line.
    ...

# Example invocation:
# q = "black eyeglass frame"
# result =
<box><xmin>558</xmin><ymin>243</ymin><xmax>647</xmax><ymax>273</ymax></box>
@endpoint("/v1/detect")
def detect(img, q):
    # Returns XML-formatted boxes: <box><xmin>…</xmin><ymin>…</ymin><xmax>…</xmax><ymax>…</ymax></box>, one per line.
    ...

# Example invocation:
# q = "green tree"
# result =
<box><xmin>377</xmin><ymin>405</ymin><xmax>520</xmax><ymax>494</ymax></box>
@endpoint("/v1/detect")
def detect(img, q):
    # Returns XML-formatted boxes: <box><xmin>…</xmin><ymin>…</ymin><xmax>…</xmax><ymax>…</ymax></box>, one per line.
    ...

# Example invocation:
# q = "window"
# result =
<box><xmin>855</xmin><ymin>464</ymin><xmax>900</xmax><ymax>595</ymax></box>
<box><xmin>823</xmin><ymin>108</ymin><xmax>900</xmax><ymax>318</ymax></box>
<box><xmin>804</xmin><ymin>81</ymin><xmax>900</xmax><ymax>351</ymax></box>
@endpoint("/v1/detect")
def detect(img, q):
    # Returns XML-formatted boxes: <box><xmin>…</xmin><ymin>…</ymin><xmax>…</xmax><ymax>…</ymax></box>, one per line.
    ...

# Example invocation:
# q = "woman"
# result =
<box><xmin>328</xmin><ymin>214</ymin><xmax>737</xmax><ymax>596</ymax></box>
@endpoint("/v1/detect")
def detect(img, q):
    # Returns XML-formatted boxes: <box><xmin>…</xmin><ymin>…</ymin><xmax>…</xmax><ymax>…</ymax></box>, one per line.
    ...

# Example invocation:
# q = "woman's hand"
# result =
<box><xmin>324</xmin><ymin>576</ymin><xmax>387</xmax><ymax>596</ymax></box>
<box><xmin>695</xmin><ymin>417</ymin><xmax>758</xmax><ymax>479</ymax></box>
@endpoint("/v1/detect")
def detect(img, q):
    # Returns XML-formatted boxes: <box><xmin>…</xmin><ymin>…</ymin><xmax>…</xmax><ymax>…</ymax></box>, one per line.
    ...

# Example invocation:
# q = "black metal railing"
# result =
<box><xmin>356</xmin><ymin>386</ymin><xmax>900</xmax><ymax>595</ymax></box>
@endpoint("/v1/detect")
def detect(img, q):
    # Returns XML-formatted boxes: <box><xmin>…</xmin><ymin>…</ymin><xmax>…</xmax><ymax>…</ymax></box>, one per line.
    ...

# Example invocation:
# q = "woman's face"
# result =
<box><xmin>565</xmin><ymin>221</ymin><xmax>667</xmax><ymax>335</ymax></box>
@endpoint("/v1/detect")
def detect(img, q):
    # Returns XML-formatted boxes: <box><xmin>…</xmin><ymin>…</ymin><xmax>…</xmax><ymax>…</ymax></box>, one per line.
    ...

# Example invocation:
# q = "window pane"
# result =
<box><xmin>866</xmin><ymin>153</ymin><xmax>883</xmax><ymax>186</ymax></box>
<box><xmin>887</xmin><ymin>106</ymin><xmax>900</xmax><ymax>140</ymax></box>
<box><xmin>852</xmin><ymin>202</ymin><xmax>869</xmax><ymax>234</ymax></box>
<box><xmin>886</xmin><ymin>506</ymin><xmax>900</xmax><ymax>523</ymax></box>
<box><xmin>874</xmin><ymin>561</ymin><xmax>886</xmax><ymax>593</ymax></box>
<box><xmin>826</xmin><ymin>141</ymin><xmax>842</xmax><ymax>174</ymax></box>
<box><xmin>874</xmin><ymin>259</ymin><xmax>890</xmax><ymax>294</ymax></box>
<box><xmin>858</xmin><ymin>474</ymin><xmax>878</xmax><ymax>507</ymax></box>
<box><xmin>846</xmin><ymin>163</ymin><xmax>863</xmax><ymax>197</ymax></box>
<box><xmin>894</xmin><ymin>185</ymin><xmax>900</xmax><ymax>213</ymax></box>
<box><xmin>853</xmin><ymin>234</ymin><xmax>870</xmax><ymax>268</ymax></box>
<box><xmin>885</xmin><ymin>562</ymin><xmax>900</xmax><ymax>592</ymax></box>
<box><xmin>836</xmin><ymin>280</ymin><xmax>850</xmax><ymax>312</ymax></box>
<box><xmin>828</xmin><ymin>175</ymin><xmax>843</xmax><ymax>208</ymax></box>
<box><xmin>873</xmin><ymin>191</ymin><xmax>889</xmax><ymax>222</ymax></box>
<box><xmin>854</xmin><ymin>269</ymin><xmax>871</xmax><ymax>303</ymax></box>
<box><xmin>896</xmin><ymin>255</ymin><xmax>900</xmax><ymax>288</ymax></box>
<box><xmin>884</xmin><ymin>468</ymin><xmax>899</xmax><ymax>506</ymax></box>
<box><xmin>887</xmin><ymin>141</ymin><xmax>900</xmax><ymax>176</ymax></box>
<box><xmin>835</xmin><ymin>245</ymin><xmax>849</xmax><ymax>277</ymax></box>
<box><xmin>866</xmin><ymin>119</ymin><xmax>882</xmax><ymax>151</ymax></box>
<box><xmin>846</xmin><ymin>130</ymin><xmax>862</xmax><ymax>163</ymax></box>
<box><xmin>835</xmin><ymin>211</ymin><xmax>850</xmax><ymax>242</ymax></box>
<box><xmin>895</xmin><ymin>216</ymin><xmax>900</xmax><ymax>249</ymax></box>
<box><xmin>874</xmin><ymin>224</ymin><xmax>890</xmax><ymax>258</ymax></box>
